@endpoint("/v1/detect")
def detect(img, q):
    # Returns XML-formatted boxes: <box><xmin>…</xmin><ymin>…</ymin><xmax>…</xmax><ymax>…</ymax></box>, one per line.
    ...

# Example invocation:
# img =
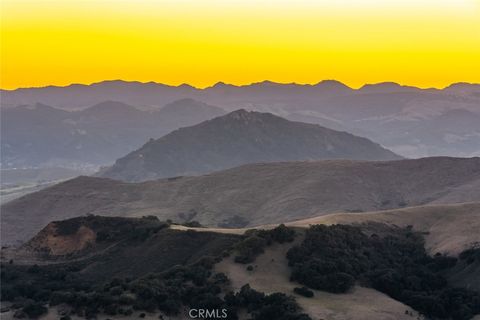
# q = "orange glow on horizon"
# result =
<box><xmin>1</xmin><ymin>0</ymin><xmax>479</xmax><ymax>90</ymax></box>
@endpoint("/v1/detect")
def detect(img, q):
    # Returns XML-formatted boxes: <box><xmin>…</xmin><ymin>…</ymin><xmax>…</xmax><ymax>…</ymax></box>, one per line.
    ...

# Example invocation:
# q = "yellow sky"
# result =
<box><xmin>1</xmin><ymin>0</ymin><xmax>479</xmax><ymax>89</ymax></box>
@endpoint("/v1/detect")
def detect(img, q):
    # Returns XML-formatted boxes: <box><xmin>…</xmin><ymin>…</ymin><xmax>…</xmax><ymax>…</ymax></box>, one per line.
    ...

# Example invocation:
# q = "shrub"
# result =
<box><xmin>22</xmin><ymin>301</ymin><xmax>48</xmax><ymax>318</ymax></box>
<box><xmin>234</xmin><ymin>225</ymin><xmax>296</xmax><ymax>264</ymax></box>
<box><xmin>293</xmin><ymin>287</ymin><xmax>314</xmax><ymax>298</ymax></box>
<box><xmin>234</xmin><ymin>236</ymin><xmax>267</xmax><ymax>264</ymax></box>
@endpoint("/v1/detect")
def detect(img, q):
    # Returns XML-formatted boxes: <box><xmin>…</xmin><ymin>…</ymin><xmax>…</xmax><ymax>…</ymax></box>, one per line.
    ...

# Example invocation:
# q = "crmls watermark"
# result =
<box><xmin>188</xmin><ymin>308</ymin><xmax>228</xmax><ymax>319</ymax></box>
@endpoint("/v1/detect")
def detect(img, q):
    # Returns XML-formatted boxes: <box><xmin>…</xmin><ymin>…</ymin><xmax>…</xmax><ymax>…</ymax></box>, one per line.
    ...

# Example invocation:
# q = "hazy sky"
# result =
<box><xmin>1</xmin><ymin>0</ymin><xmax>479</xmax><ymax>89</ymax></box>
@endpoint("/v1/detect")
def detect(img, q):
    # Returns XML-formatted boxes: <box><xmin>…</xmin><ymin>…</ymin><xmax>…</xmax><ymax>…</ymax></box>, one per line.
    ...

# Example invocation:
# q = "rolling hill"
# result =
<box><xmin>100</xmin><ymin>109</ymin><xmax>401</xmax><ymax>181</ymax></box>
<box><xmin>2</xmin><ymin>210</ymin><xmax>479</xmax><ymax>319</ymax></box>
<box><xmin>172</xmin><ymin>202</ymin><xmax>480</xmax><ymax>257</ymax></box>
<box><xmin>2</xmin><ymin>157</ymin><xmax>479</xmax><ymax>245</ymax></box>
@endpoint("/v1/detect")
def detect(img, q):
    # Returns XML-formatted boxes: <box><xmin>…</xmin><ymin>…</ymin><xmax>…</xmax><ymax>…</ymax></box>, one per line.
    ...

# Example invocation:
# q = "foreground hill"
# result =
<box><xmin>2</xmin><ymin>214</ymin><xmax>479</xmax><ymax>319</ymax></box>
<box><xmin>100</xmin><ymin>109</ymin><xmax>401</xmax><ymax>181</ymax></box>
<box><xmin>19</xmin><ymin>216</ymin><xmax>241</xmax><ymax>280</ymax></box>
<box><xmin>2</xmin><ymin>157</ymin><xmax>479</xmax><ymax>245</ymax></box>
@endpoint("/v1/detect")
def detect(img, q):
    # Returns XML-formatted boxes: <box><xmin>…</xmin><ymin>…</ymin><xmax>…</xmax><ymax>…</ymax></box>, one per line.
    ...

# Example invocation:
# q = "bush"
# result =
<box><xmin>229</xmin><ymin>285</ymin><xmax>312</xmax><ymax>320</ymax></box>
<box><xmin>234</xmin><ymin>236</ymin><xmax>267</xmax><ymax>264</ymax></box>
<box><xmin>182</xmin><ymin>221</ymin><xmax>203</xmax><ymax>228</ymax></box>
<box><xmin>262</xmin><ymin>224</ymin><xmax>296</xmax><ymax>244</ymax></box>
<box><xmin>293</xmin><ymin>287</ymin><xmax>314</xmax><ymax>298</ymax></box>
<box><xmin>22</xmin><ymin>301</ymin><xmax>48</xmax><ymax>318</ymax></box>
<box><xmin>234</xmin><ymin>225</ymin><xmax>296</xmax><ymax>264</ymax></box>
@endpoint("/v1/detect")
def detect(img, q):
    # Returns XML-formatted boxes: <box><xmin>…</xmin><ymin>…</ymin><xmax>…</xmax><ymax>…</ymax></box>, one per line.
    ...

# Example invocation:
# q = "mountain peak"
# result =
<box><xmin>249</xmin><ymin>80</ymin><xmax>283</xmax><ymax>87</ymax></box>
<box><xmin>100</xmin><ymin>111</ymin><xmax>400</xmax><ymax>182</ymax></box>
<box><xmin>359</xmin><ymin>82</ymin><xmax>418</xmax><ymax>93</ymax></box>
<box><xmin>226</xmin><ymin>108</ymin><xmax>251</xmax><ymax>116</ymax></box>
<box><xmin>15</xmin><ymin>103</ymin><xmax>67</xmax><ymax>114</ymax></box>
<box><xmin>211</xmin><ymin>81</ymin><xmax>235</xmax><ymax>89</ymax></box>
<box><xmin>163</xmin><ymin>98</ymin><xmax>200</xmax><ymax>107</ymax></box>
<box><xmin>177</xmin><ymin>83</ymin><xmax>196</xmax><ymax>89</ymax></box>
<box><xmin>444</xmin><ymin>82</ymin><xmax>480</xmax><ymax>93</ymax></box>
<box><xmin>82</xmin><ymin>100</ymin><xmax>138</xmax><ymax>113</ymax></box>
<box><xmin>315</xmin><ymin>80</ymin><xmax>350</xmax><ymax>88</ymax></box>
<box><xmin>220</xmin><ymin>109</ymin><xmax>276</xmax><ymax>123</ymax></box>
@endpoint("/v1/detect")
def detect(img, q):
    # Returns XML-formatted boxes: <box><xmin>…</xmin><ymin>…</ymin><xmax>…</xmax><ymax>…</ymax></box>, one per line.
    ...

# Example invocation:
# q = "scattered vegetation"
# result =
<box><xmin>1</xmin><ymin>221</ymin><xmax>305</xmax><ymax>319</ymax></box>
<box><xmin>3</xmin><ymin>219</ymin><xmax>478</xmax><ymax>320</ymax></box>
<box><xmin>234</xmin><ymin>224</ymin><xmax>296</xmax><ymax>263</ymax></box>
<box><xmin>1</xmin><ymin>255</ymin><xmax>308</xmax><ymax>319</ymax></box>
<box><xmin>225</xmin><ymin>284</ymin><xmax>312</xmax><ymax>320</ymax></box>
<box><xmin>286</xmin><ymin>224</ymin><xmax>480</xmax><ymax>320</ymax></box>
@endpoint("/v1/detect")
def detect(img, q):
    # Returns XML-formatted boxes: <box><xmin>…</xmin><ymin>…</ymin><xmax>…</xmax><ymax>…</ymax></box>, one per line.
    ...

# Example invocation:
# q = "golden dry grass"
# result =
<box><xmin>173</xmin><ymin>202</ymin><xmax>480</xmax><ymax>256</ymax></box>
<box><xmin>215</xmin><ymin>240</ymin><xmax>422</xmax><ymax>320</ymax></box>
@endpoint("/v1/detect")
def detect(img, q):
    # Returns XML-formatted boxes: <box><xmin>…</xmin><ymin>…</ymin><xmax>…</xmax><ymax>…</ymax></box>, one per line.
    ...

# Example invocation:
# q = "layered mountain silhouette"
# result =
<box><xmin>2</xmin><ymin>80</ymin><xmax>479</xmax><ymax>159</ymax></box>
<box><xmin>2</xmin><ymin>80</ymin><xmax>479</xmax><ymax>110</ymax></box>
<box><xmin>100</xmin><ymin>110</ymin><xmax>401</xmax><ymax>181</ymax></box>
<box><xmin>3</xmin><ymin>157</ymin><xmax>479</xmax><ymax>245</ymax></box>
<box><xmin>1</xmin><ymin>99</ymin><xmax>225</xmax><ymax>168</ymax></box>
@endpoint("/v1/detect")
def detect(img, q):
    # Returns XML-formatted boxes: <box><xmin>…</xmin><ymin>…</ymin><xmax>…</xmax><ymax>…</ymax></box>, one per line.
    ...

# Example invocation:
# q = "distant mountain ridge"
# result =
<box><xmin>1</xmin><ymin>99</ymin><xmax>225</xmax><ymax>168</ymax></box>
<box><xmin>2</xmin><ymin>80</ymin><xmax>479</xmax><ymax>110</ymax></box>
<box><xmin>2</xmin><ymin>80</ymin><xmax>479</xmax><ymax>159</ymax></box>
<box><xmin>3</xmin><ymin>156</ymin><xmax>479</xmax><ymax>245</ymax></box>
<box><xmin>100</xmin><ymin>109</ymin><xmax>401</xmax><ymax>181</ymax></box>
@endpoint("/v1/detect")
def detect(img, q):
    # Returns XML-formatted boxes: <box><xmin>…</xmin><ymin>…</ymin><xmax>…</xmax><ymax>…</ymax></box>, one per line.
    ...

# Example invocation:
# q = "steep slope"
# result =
<box><xmin>100</xmin><ymin>109</ymin><xmax>401</xmax><ymax>181</ymax></box>
<box><xmin>2</xmin><ymin>157</ymin><xmax>479</xmax><ymax>245</ymax></box>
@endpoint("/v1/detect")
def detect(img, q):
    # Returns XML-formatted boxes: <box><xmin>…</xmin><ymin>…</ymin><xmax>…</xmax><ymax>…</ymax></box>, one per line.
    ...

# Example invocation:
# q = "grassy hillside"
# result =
<box><xmin>2</xmin><ymin>216</ymin><xmax>479</xmax><ymax>319</ymax></box>
<box><xmin>2</xmin><ymin>157</ymin><xmax>479</xmax><ymax>245</ymax></box>
<box><xmin>172</xmin><ymin>202</ymin><xmax>480</xmax><ymax>258</ymax></box>
<box><xmin>15</xmin><ymin>215</ymin><xmax>241</xmax><ymax>281</ymax></box>
<box><xmin>216</xmin><ymin>239</ymin><xmax>420</xmax><ymax>320</ymax></box>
